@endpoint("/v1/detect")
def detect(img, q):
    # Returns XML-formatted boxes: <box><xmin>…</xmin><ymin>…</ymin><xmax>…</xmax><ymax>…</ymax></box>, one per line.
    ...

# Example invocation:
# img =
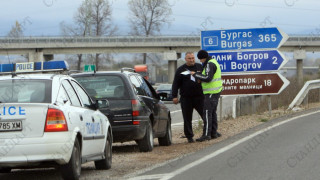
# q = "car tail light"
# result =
<box><xmin>44</xmin><ymin>108</ymin><xmax>68</xmax><ymax>132</ymax></box>
<box><xmin>131</xmin><ymin>99</ymin><xmax>140</xmax><ymax>117</ymax></box>
<box><xmin>131</xmin><ymin>99</ymin><xmax>140</xmax><ymax>125</ymax></box>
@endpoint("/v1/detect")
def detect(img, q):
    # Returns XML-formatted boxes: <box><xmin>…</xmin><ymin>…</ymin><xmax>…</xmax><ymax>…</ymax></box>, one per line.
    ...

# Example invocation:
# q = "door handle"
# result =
<box><xmin>92</xmin><ymin>117</ymin><xmax>95</xmax><ymax>122</ymax></box>
<box><xmin>80</xmin><ymin>115</ymin><xmax>83</xmax><ymax>121</ymax></box>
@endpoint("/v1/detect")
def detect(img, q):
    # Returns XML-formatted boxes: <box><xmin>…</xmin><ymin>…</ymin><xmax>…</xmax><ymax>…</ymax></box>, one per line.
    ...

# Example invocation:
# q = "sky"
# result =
<box><xmin>0</xmin><ymin>0</ymin><xmax>320</xmax><ymax>37</ymax></box>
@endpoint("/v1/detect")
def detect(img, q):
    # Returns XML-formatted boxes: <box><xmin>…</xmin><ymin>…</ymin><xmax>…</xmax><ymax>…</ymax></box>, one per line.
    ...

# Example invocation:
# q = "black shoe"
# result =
<box><xmin>180</xmin><ymin>135</ymin><xmax>186</xmax><ymax>139</ymax></box>
<box><xmin>196</xmin><ymin>136</ymin><xmax>211</xmax><ymax>142</ymax></box>
<box><xmin>187</xmin><ymin>138</ymin><xmax>194</xmax><ymax>143</ymax></box>
<box><xmin>211</xmin><ymin>132</ymin><xmax>221</xmax><ymax>139</ymax></box>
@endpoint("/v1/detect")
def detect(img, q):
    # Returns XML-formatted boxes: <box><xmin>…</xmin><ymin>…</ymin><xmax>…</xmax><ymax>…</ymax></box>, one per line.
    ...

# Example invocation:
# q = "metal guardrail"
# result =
<box><xmin>288</xmin><ymin>79</ymin><xmax>320</xmax><ymax>110</ymax></box>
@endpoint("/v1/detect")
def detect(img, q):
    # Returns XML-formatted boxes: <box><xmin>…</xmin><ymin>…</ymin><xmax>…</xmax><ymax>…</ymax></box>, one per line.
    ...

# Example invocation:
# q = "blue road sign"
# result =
<box><xmin>201</xmin><ymin>27</ymin><xmax>288</xmax><ymax>51</ymax></box>
<box><xmin>209</xmin><ymin>50</ymin><xmax>288</xmax><ymax>73</ymax></box>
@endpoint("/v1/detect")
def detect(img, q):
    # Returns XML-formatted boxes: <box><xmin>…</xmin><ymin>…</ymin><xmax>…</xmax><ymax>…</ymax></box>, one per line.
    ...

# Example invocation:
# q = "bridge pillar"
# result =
<box><xmin>294</xmin><ymin>50</ymin><xmax>306</xmax><ymax>87</ymax></box>
<box><xmin>164</xmin><ymin>51</ymin><xmax>179</xmax><ymax>83</ymax></box>
<box><xmin>28</xmin><ymin>49</ymin><xmax>44</xmax><ymax>62</ymax></box>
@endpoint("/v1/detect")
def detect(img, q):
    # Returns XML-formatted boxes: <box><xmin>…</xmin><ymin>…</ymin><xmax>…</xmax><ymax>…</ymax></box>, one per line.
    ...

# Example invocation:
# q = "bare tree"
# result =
<box><xmin>60</xmin><ymin>0</ymin><xmax>117</xmax><ymax>71</ymax></box>
<box><xmin>7</xmin><ymin>21</ymin><xmax>24</xmax><ymax>37</ymax></box>
<box><xmin>91</xmin><ymin>0</ymin><xmax>117</xmax><ymax>70</ymax></box>
<box><xmin>128</xmin><ymin>0</ymin><xmax>173</xmax><ymax>64</ymax></box>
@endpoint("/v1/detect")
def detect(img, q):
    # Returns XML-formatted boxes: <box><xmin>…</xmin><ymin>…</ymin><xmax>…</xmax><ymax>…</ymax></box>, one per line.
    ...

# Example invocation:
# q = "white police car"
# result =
<box><xmin>0</xmin><ymin>61</ymin><xmax>112</xmax><ymax>180</ymax></box>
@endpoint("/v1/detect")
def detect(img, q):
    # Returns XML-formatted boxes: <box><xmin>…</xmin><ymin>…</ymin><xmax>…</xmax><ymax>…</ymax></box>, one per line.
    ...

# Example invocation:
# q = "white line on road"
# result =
<box><xmin>158</xmin><ymin>110</ymin><xmax>320</xmax><ymax>180</ymax></box>
<box><xmin>172</xmin><ymin>119</ymin><xmax>201</xmax><ymax>126</ymax></box>
<box><xmin>170</xmin><ymin>110</ymin><xmax>181</xmax><ymax>114</ymax></box>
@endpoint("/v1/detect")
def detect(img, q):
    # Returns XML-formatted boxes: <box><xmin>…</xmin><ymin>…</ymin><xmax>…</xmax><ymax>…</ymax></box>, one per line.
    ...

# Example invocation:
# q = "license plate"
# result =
<box><xmin>0</xmin><ymin>121</ymin><xmax>22</xmax><ymax>132</ymax></box>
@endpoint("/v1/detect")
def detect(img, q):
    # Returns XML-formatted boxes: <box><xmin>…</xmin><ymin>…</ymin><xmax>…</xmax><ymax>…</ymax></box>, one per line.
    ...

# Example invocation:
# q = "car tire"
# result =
<box><xmin>95</xmin><ymin>131</ymin><xmax>112</xmax><ymax>170</ymax></box>
<box><xmin>0</xmin><ymin>168</ymin><xmax>11</xmax><ymax>173</ymax></box>
<box><xmin>137</xmin><ymin>120</ymin><xmax>154</xmax><ymax>152</ymax></box>
<box><xmin>60</xmin><ymin>138</ymin><xmax>81</xmax><ymax>180</ymax></box>
<box><xmin>158</xmin><ymin>117</ymin><xmax>172</xmax><ymax>146</ymax></box>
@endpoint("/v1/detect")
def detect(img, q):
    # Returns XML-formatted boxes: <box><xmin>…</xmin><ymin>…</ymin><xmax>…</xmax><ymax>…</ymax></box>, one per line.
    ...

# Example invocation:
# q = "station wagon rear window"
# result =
<box><xmin>0</xmin><ymin>79</ymin><xmax>52</xmax><ymax>103</ymax></box>
<box><xmin>75</xmin><ymin>75</ymin><xmax>129</xmax><ymax>99</ymax></box>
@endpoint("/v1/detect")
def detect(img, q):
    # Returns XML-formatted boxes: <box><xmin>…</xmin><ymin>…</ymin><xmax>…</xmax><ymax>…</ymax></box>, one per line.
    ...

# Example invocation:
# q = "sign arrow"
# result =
<box><xmin>209</xmin><ymin>50</ymin><xmax>288</xmax><ymax>72</ymax></box>
<box><xmin>201</xmin><ymin>27</ymin><xmax>288</xmax><ymax>51</ymax></box>
<box><xmin>221</xmin><ymin>72</ymin><xmax>289</xmax><ymax>95</ymax></box>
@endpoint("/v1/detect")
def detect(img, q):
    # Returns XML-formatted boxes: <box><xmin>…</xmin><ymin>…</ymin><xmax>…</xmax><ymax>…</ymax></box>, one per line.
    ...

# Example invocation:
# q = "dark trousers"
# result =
<box><xmin>202</xmin><ymin>93</ymin><xmax>220</xmax><ymax>137</ymax></box>
<box><xmin>180</xmin><ymin>96</ymin><xmax>204</xmax><ymax>139</ymax></box>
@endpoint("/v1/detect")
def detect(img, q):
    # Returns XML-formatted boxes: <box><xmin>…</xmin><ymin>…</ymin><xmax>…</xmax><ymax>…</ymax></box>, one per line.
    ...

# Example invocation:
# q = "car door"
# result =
<box><xmin>70</xmin><ymin>80</ymin><xmax>105</xmax><ymax>155</ymax></box>
<box><xmin>130</xmin><ymin>75</ymin><xmax>161</xmax><ymax>134</ymax></box>
<box><xmin>138</xmin><ymin>76</ymin><xmax>168</xmax><ymax>134</ymax></box>
<box><xmin>61</xmin><ymin>80</ymin><xmax>95</xmax><ymax>157</ymax></box>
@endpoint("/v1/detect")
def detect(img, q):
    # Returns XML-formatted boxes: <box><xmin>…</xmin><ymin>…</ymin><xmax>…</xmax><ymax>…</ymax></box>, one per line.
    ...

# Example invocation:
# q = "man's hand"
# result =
<box><xmin>190</xmin><ymin>71</ymin><xmax>196</xmax><ymax>75</ymax></box>
<box><xmin>173</xmin><ymin>98</ymin><xmax>179</xmax><ymax>104</ymax></box>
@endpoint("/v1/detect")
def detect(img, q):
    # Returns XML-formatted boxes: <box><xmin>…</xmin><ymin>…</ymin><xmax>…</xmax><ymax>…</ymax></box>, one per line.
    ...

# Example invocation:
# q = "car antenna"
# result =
<box><xmin>6</xmin><ymin>51</ymin><xmax>16</xmax><ymax>78</ymax></box>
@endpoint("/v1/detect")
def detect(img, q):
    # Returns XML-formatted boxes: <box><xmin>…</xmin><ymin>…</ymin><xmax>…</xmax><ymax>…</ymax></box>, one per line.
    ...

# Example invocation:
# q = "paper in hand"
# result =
<box><xmin>190</xmin><ymin>75</ymin><xmax>195</xmax><ymax>82</ymax></box>
<box><xmin>181</xmin><ymin>70</ymin><xmax>190</xmax><ymax>75</ymax></box>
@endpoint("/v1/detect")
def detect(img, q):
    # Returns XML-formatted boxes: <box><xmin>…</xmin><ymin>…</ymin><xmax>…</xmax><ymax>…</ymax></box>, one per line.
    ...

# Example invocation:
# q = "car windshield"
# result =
<box><xmin>157</xmin><ymin>84</ymin><xmax>172</xmax><ymax>91</ymax></box>
<box><xmin>74</xmin><ymin>75</ymin><xmax>128</xmax><ymax>99</ymax></box>
<box><xmin>0</xmin><ymin>79</ymin><xmax>52</xmax><ymax>103</ymax></box>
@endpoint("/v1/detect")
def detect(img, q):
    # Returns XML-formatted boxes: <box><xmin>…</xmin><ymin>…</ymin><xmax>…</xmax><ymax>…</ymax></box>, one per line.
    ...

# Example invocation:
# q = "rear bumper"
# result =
<box><xmin>0</xmin><ymin>131</ymin><xmax>75</xmax><ymax>167</ymax></box>
<box><xmin>112</xmin><ymin>122</ymin><xmax>147</xmax><ymax>142</ymax></box>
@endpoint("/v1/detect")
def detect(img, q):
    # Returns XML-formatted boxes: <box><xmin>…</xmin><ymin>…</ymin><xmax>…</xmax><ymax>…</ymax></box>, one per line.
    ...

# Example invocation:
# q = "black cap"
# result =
<box><xmin>197</xmin><ymin>50</ymin><xmax>208</xmax><ymax>59</ymax></box>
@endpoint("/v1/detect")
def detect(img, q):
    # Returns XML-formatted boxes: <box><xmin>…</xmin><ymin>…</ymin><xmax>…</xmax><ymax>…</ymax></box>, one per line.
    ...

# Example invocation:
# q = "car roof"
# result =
<box><xmin>71</xmin><ymin>71</ymin><xmax>138</xmax><ymax>77</ymax></box>
<box><xmin>0</xmin><ymin>73</ymin><xmax>67</xmax><ymax>80</ymax></box>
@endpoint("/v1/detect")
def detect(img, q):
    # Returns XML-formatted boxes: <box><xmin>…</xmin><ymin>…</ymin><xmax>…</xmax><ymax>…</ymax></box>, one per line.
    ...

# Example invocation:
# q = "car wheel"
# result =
<box><xmin>158</xmin><ymin>117</ymin><xmax>172</xmax><ymax>146</ymax></box>
<box><xmin>0</xmin><ymin>168</ymin><xmax>11</xmax><ymax>173</ymax></box>
<box><xmin>95</xmin><ymin>131</ymin><xmax>112</xmax><ymax>170</ymax></box>
<box><xmin>137</xmin><ymin>120</ymin><xmax>154</xmax><ymax>152</ymax></box>
<box><xmin>60</xmin><ymin>138</ymin><xmax>81</xmax><ymax>180</ymax></box>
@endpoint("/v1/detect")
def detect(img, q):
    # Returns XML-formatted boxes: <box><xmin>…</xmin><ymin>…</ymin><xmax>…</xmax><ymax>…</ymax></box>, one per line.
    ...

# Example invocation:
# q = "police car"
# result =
<box><xmin>0</xmin><ymin>61</ymin><xmax>112</xmax><ymax>180</ymax></box>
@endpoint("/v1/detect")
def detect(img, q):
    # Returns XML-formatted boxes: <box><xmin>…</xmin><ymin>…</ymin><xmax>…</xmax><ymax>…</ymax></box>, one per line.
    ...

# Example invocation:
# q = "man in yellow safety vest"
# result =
<box><xmin>191</xmin><ymin>50</ymin><xmax>223</xmax><ymax>142</ymax></box>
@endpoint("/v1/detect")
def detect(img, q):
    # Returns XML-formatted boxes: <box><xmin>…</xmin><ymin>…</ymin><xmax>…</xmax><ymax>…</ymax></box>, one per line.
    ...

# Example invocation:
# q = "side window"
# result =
<box><xmin>136</xmin><ymin>75</ymin><xmax>153</xmax><ymax>97</ymax></box>
<box><xmin>56</xmin><ymin>85</ymin><xmax>70</xmax><ymax>105</ymax></box>
<box><xmin>62</xmin><ymin>80</ymin><xmax>81</xmax><ymax>107</ymax></box>
<box><xmin>129</xmin><ymin>75</ymin><xmax>146</xmax><ymax>96</ymax></box>
<box><xmin>71</xmin><ymin>81</ymin><xmax>93</xmax><ymax>108</ymax></box>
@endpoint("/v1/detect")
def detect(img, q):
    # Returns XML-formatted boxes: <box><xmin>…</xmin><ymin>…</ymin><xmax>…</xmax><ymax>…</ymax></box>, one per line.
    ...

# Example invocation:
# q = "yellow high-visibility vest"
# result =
<box><xmin>201</xmin><ymin>59</ymin><xmax>223</xmax><ymax>94</ymax></box>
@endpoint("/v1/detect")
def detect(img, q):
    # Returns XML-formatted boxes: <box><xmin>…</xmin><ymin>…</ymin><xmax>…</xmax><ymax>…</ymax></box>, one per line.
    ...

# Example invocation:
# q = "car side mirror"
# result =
<box><xmin>95</xmin><ymin>99</ymin><xmax>109</xmax><ymax>109</ymax></box>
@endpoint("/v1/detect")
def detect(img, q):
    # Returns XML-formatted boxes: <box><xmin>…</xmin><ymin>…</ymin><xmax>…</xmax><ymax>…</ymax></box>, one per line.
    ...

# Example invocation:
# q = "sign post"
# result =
<box><xmin>201</xmin><ymin>27</ymin><xmax>290</xmax><ymax>116</ymax></box>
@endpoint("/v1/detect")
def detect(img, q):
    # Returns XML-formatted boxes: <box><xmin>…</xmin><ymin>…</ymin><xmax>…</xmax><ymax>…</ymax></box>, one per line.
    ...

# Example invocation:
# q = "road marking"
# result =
<box><xmin>157</xmin><ymin>110</ymin><xmax>320</xmax><ymax>180</ymax></box>
<box><xmin>129</xmin><ymin>174</ymin><xmax>172</xmax><ymax>180</ymax></box>
<box><xmin>172</xmin><ymin>119</ymin><xmax>201</xmax><ymax>126</ymax></box>
<box><xmin>170</xmin><ymin>110</ymin><xmax>181</xmax><ymax>114</ymax></box>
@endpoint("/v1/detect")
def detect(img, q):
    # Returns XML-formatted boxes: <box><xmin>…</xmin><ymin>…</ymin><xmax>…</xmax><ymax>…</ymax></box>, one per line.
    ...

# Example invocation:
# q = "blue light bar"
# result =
<box><xmin>0</xmin><ymin>60</ymin><xmax>69</xmax><ymax>73</ymax></box>
<box><xmin>0</xmin><ymin>64</ymin><xmax>14</xmax><ymax>72</ymax></box>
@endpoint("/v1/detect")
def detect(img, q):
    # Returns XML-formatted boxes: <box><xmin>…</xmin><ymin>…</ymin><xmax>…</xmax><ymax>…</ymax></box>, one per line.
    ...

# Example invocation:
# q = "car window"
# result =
<box><xmin>71</xmin><ymin>80</ymin><xmax>93</xmax><ymax>108</ymax></box>
<box><xmin>56</xmin><ymin>85</ymin><xmax>70</xmax><ymax>105</ymax></box>
<box><xmin>129</xmin><ymin>75</ymin><xmax>147</xmax><ymax>96</ymax></box>
<box><xmin>0</xmin><ymin>79</ymin><xmax>51</xmax><ymax>103</ymax></box>
<box><xmin>136</xmin><ymin>75</ymin><xmax>153</xmax><ymax>97</ymax></box>
<box><xmin>74</xmin><ymin>75</ymin><xmax>128</xmax><ymax>99</ymax></box>
<box><xmin>62</xmin><ymin>80</ymin><xmax>81</xmax><ymax>107</ymax></box>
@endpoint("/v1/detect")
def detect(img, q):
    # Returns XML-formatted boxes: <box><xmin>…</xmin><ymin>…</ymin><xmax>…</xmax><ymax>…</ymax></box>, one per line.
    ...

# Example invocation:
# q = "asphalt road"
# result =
<box><xmin>131</xmin><ymin>109</ymin><xmax>320</xmax><ymax>180</ymax></box>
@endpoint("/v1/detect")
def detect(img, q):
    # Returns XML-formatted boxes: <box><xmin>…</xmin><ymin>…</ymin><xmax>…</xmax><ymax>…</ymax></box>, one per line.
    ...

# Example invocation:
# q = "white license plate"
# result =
<box><xmin>0</xmin><ymin>121</ymin><xmax>22</xmax><ymax>131</ymax></box>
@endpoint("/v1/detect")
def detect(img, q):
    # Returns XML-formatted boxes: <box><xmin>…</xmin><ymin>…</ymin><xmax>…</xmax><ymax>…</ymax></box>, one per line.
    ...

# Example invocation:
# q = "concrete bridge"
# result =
<box><xmin>0</xmin><ymin>35</ymin><xmax>319</xmax><ymax>82</ymax></box>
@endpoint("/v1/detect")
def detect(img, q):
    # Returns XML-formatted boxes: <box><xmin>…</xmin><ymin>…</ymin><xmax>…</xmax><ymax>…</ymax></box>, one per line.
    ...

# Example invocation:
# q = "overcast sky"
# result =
<box><xmin>0</xmin><ymin>0</ymin><xmax>319</xmax><ymax>37</ymax></box>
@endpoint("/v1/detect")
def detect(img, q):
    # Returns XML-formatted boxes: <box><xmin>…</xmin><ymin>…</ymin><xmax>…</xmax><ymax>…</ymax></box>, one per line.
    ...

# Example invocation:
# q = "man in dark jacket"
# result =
<box><xmin>172</xmin><ymin>52</ymin><xmax>204</xmax><ymax>143</ymax></box>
